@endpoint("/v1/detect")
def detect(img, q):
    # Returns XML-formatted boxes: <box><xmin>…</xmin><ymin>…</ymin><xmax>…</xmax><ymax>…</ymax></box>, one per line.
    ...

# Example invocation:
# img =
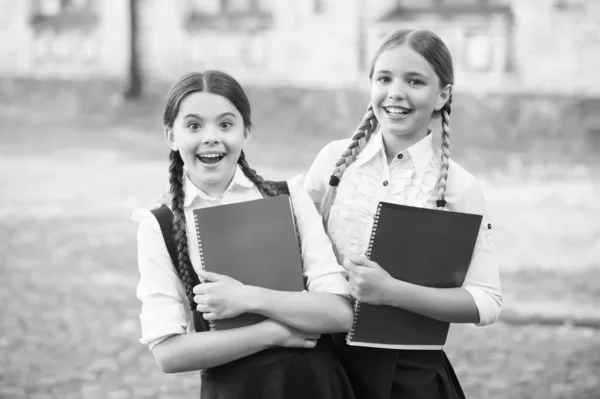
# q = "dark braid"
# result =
<box><xmin>436</xmin><ymin>94</ymin><xmax>452</xmax><ymax>208</ymax></box>
<box><xmin>320</xmin><ymin>105</ymin><xmax>377</xmax><ymax>224</ymax></box>
<box><xmin>237</xmin><ymin>150</ymin><xmax>283</xmax><ymax>197</ymax></box>
<box><xmin>168</xmin><ymin>150</ymin><xmax>197</xmax><ymax>312</ymax></box>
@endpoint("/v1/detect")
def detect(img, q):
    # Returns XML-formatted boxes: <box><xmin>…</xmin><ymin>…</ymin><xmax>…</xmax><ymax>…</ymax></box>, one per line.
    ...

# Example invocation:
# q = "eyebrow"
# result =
<box><xmin>373</xmin><ymin>69</ymin><xmax>428</xmax><ymax>78</ymax></box>
<box><xmin>183</xmin><ymin>112</ymin><xmax>237</xmax><ymax>120</ymax></box>
<box><xmin>405</xmin><ymin>71</ymin><xmax>428</xmax><ymax>78</ymax></box>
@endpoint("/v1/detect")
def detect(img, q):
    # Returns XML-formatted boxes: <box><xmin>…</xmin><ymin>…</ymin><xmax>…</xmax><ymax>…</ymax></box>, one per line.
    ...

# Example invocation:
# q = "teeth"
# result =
<box><xmin>385</xmin><ymin>106</ymin><xmax>410</xmax><ymax>114</ymax></box>
<box><xmin>199</xmin><ymin>153</ymin><xmax>223</xmax><ymax>158</ymax></box>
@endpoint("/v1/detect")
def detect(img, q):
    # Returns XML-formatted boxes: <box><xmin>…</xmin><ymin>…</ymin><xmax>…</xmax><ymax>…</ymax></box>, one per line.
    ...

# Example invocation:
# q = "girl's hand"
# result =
<box><xmin>263</xmin><ymin>319</ymin><xmax>320</xmax><ymax>349</ymax></box>
<box><xmin>345</xmin><ymin>255</ymin><xmax>393</xmax><ymax>305</ymax></box>
<box><xmin>193</xmin><ymin>271</ymin><xmax>248</xmax><ymax>321</ymax></box>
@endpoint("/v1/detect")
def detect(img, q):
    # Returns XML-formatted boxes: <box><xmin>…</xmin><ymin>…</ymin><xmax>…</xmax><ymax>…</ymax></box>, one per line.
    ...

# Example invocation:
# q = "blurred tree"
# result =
<box><xmin>123</xmin><ymin>0</ymin><xmax>142</xmax><ymax>99</ymax></box>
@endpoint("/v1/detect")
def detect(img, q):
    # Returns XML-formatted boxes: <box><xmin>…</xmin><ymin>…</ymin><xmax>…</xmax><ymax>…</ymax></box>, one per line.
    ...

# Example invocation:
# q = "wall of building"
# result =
<box><xmin>1</xmin><ymin>0</ymin><xmax>600</xmax><ymax>96</ymax></box>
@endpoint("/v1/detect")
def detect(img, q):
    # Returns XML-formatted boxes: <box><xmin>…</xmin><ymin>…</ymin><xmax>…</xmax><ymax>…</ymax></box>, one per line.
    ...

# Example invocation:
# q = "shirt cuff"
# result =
<box><xmin>306</xmin><ymin>272</ymin><xmax>351</xmax><ymax>297</ymax></box>
<box><xmin>463</xmin><ymin>285</ymin><xmax>502</xmax><ymax>327</ymax></box>
<box><xmin>139</xmin><ymin>305</ymin><xmax>189</xmax><ymax>349</ymax></box>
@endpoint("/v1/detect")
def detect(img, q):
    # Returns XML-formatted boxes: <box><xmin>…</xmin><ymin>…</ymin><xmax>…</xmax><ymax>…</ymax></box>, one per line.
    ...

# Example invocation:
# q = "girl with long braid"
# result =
<box><xmin>305</xmin><ymin>29</ymin><xmax>503</xmax><ymax>399</ymax></box>
<box><xmin>134</xmin><ymin>71</ymin><xmax>356</xmax><ymax>399</ymax></box>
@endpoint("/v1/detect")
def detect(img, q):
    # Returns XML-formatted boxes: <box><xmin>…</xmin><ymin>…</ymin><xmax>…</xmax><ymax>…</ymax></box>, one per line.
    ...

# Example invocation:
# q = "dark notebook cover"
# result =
<box><xmin>192</xmin><ymin>195</ymin><xmax>305</xmax><ymax>331</ymax></box>
<box><xmin>346</xmin><ymin>202</ymin><xmax>483</xmax><ymax>349</ymax></box>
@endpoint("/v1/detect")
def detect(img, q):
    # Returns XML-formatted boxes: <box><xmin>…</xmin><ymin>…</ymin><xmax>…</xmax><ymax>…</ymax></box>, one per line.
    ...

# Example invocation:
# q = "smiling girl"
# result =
<box><xmin>305</xmin><ymin>29</ymin><xmax>503</xmax><ymax>399</ymax></box>
<box><xmin>134</xmin><ymin>71</ymin><xmax>356</xmax><ymax>399</ymax></box>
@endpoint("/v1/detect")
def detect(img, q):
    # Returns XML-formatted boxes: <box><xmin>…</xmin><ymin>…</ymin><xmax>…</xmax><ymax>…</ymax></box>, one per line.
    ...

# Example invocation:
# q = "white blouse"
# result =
<box><xmin>134</xmin><ymin>166</ymin><xmax>350</xmax><ymax>349</ymax></box>
<box><xmin>304</xmin><ymin>132</ymin><xmax>503</xmax><ymax>327</ymax></box>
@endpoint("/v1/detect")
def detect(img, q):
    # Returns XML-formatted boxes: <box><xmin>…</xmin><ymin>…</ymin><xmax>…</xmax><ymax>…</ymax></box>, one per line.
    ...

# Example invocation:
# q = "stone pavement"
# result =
<box><xmin>0</xmin><ymin>216</ymin><xmax>201</xmax><ymax>399</ymax></box>
<box><xmin>1</xmin><ymin>152</ymin><xmax>599</xmax><ymax>399</ymax></box>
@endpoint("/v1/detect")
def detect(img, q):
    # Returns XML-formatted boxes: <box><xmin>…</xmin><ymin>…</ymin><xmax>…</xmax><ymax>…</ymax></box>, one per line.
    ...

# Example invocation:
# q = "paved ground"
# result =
<box><xmin>1</xmin><ymin>150</ymin><xmax>599</xmax><ymax>399</ymax></box>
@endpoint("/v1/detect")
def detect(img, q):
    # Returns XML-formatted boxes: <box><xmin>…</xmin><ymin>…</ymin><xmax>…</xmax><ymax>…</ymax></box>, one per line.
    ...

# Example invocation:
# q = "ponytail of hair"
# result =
<box><xmin>436</xmin><ymin>95</ymin><xmax>452</xmax><ymax>208</ymax></box>
<box><xmin>320</xmin><ymin>105</ymin><xmax>378</xmax><ymax>225</ymax></box>
<box><xmin>237</xmin><ymin>150</ymin><xmax>281</xmax><ymax>197</ymax></box>
<box><xmin>168</xmin><ymin>150</ymin><xmax>197</xmax><ymax>313</ymax></box>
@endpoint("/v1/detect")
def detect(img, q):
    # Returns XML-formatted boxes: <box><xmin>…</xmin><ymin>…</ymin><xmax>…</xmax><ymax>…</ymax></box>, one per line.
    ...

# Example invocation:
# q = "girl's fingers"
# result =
<box><xmin>303</xmin><ymin>339</ymin><xmax>317</xmax><ymax>349</ymax></box>
<box><xmin>197</xmin><ymin>270</ymin><xmax>225</xmax><ymax>282</ymax></box>
<box><xmin>193</xmin><ymin>294</ymin><xmax>206</xmax><ymax>305</ymax></box>
<box><xmin>343</xmin><ymin>259</ymin><xmax>355</xmax><ymax>271</ymax></box>
<box><xmin>306</xmin><ymin>333</ymin><xmax>321</xmax><ymax>340</ymax></box>
<box><xmin>193</xmin><ymin>284</ymin><xmax>207</xmax><ymax>295</ymax></box>
<box><xmin>203</xmin><ymin>312</ymin><xmax>216</xmax><ymax>321</ymax></box>
<box><xmin>195</xmin><ymin>304</ymin><xmax>209</xmax><ymax>313</ymax></box>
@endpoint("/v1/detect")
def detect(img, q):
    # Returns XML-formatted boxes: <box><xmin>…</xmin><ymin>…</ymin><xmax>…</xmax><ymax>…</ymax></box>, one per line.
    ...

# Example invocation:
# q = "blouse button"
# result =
<box><xmin>397</xmin><ymin>154</ymin><xmax>403</xmax><ymax>159</ymax></box>
<box><xmin>383</xmin><ymin>180</ymin><xmax>389</xmax><ymax>187</ymax></box>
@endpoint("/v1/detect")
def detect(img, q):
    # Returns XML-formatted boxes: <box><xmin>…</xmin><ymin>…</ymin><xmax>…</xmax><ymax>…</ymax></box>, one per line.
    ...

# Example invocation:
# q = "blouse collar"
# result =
<box><xmin>355</xmin><ymin>130</ymin><xmax>435</xmax><ymax>177</ymax></box>
<box><xmin>183</xmin><ymin>165</ymin><xmax>254</xmax><ymax>206</ymax></box>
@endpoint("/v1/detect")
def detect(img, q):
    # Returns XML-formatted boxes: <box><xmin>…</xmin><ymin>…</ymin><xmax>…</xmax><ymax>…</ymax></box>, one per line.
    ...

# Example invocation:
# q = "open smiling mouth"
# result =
<box><xmin>383</xmin><ymin>106</ymin><xmax>413</xmax><ymax>116</ymax></box>
<box><xmin>197</xmin><ymin>153</ymin><xmax>225</xmax><ymax>165</ymax></box>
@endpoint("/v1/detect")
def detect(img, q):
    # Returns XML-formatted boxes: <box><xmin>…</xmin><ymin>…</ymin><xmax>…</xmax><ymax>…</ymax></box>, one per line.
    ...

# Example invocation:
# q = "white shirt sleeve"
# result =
<box><xmin>304</xmin><ymin>140</ymin><xmax>345</xmax><ymax>206</ymax></box>
<box><xmin>454</xmin><ymin>182</ymin><xmax>503</xmax><ymax>327</ymax></box>
<box><xmin>134</xmin><ymin>210</ymin><xmax>192</xmax><ymax>350</ymax></box>
<box><xmin>287</xmin><ymin>175</ymin><xmax>351</xmax><ymax>296</ymax></box>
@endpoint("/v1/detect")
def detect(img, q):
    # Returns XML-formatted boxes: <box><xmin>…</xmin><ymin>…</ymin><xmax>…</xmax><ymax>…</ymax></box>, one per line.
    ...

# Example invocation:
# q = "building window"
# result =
<box><xmin>463</xmin><ymin>29</ymin><xmax>493</xmax><ymax>72</ymax></box>
<box><xmin>314</xmin><ymin>0</ymin><xmax>324</xmax><ymax>14</ymax></box>
<box><xmin>31</xmin><ymin>0</ymin><xmax>97</xmax><ymax>31</ymax></box>
<box><xmin>191</xmin><ymin>0</ymin><xmax>263</xmax><ymax>15</ymax></box>
<box><xmin>187</xmin><ymin>0</ymin><xmax>272</xmax><ymax>32</ymax></box>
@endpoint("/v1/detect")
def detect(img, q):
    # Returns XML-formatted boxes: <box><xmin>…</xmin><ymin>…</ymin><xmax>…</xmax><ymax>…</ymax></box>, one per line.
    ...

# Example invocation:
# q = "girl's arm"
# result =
<box><xmin>152</xmin><ymin>319</ymin><xmax>319</xmax><ymax>373</ymax></box>
<box><xmin>194</xmin><ymin>177</ymin><xmax>354</xmax><ymax>333</ymax></box>
<box><xmin>195</xmin><ymin>273</ymin><xmax>353</xmax><ymax>333</ymax></box>
<box><xmin>347</xmin><ymin>257</ymin><xmax>480</xmax><ymax>323</ymax></box>
<box><xmin>347</xmin><ymin>181</ymin><xmax>502</xmax><ymax>325</ymax></box>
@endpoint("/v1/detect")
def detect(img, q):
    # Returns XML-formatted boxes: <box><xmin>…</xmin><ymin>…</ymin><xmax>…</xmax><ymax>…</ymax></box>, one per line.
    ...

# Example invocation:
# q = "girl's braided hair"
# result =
<box><xmin>320</xmin><ymin>29</ymin><xmax>454</xmax><ymax>224</ymax></box>
<box><xmin>164</xmin><ymin>71</ymin><xmax>285</xmax><ymax>314</ymax></box>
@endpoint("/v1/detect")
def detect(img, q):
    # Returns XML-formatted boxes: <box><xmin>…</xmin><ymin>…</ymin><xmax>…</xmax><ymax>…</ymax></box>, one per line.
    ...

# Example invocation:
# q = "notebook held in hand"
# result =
<box><xmin>346</xmin><ymin>201</ymin><xmax>483</xmax><ymax>350</ymax></box>
<box><xmin>193</xmin><ymin>194</ymin><xmax>305</xmax><ymax>331</ymax></box>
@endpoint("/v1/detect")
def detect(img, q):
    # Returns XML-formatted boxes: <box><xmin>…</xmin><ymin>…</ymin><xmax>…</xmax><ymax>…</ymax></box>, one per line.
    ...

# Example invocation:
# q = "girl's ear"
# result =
<box><xmin>242</xmin><ymin>126</ymin><xmax>252</xmax><ymax>147</ymax></box>
<box><xmin>435</xmin><ymin>84</ymin><xmax>452</xmax><ymax>112</ymax></box>
<box><xmin>164</xmin><ymin>127</ymin><xmax>178</xmax><ymax>151</ymax></box>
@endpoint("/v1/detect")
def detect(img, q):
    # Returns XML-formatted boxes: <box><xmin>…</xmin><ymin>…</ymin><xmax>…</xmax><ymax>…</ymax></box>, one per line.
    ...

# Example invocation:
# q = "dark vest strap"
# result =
<box><xmin>272</xmin><ymin>180</ymin><xmax>308</xmax><ymax>289</ymax></box>
<box><xmin>150</xmin><ymin>206</ymin><xmax>210</xmax><ymax>332</ymax></box>
<box><xmin>151</xmin><ymin>206</ymin><xmax>178</xmax><ymax>266</ymax></box>
<box><xmin>273</xmin><ymin>180</ymin><xmax>290</xmax><ymax>195</ymax></box>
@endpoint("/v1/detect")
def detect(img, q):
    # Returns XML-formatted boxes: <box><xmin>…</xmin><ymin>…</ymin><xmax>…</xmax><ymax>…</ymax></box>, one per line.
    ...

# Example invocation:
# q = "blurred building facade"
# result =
<box><xmin>1</xmin><ymin>0</ymin><xmax>600</xmax><ymax>96</ymax></box>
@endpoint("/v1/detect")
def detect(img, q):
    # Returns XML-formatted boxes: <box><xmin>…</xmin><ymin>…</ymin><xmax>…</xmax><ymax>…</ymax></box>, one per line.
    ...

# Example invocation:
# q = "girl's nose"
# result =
<box><xmin>202</xmin><ymin>128</ymin><xmax>220</xmax><ymax>145</ymax></box>
<box><xmin>388</xmin><ymin>81</ymin><xmax>406</xmax><ymax>100</ymax></box>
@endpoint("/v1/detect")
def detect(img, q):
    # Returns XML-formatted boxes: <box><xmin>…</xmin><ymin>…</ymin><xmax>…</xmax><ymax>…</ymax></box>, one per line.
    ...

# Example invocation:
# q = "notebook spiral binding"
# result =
<box><xmin>346</xmin><ymin>202</ymin><xmax>382</xmax><ymax>344</ymax></box>
<box><xmin>194</xmin><ymin>213</ymin><xmax>216</xmax><ymax>331</ymax></box>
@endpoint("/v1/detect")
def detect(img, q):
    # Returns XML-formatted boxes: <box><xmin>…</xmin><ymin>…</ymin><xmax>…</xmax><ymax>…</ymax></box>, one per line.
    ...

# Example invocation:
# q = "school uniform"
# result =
<box><xmin>133</xmin><ymin>167</ymin><xmax>355</xmax><ymax>399</ymax></box>
<box><xmin>305</xmin><ymin>131</ymin><xmax>503</xmax><ymax>399</ymax></box>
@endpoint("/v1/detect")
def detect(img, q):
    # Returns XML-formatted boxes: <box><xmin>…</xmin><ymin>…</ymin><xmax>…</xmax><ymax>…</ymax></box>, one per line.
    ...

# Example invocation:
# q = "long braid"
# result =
<box><xmin>320</xmin><ymin>105</ymin><xmax>378</xmax><ymax>224</ymax></box>
<box><xmin>237</xmin><ymin>150</ymin><xmax>282</xmax><ymax>197</ymax></box>
<box><xmin>436</xmin><ymin>95</ymin><xmax>452</xmax><ymax>209</ymax></box>
<box><xmin>168</xmin><ymin>150</ymin><xmax>197</xmax><ymax>312</ymax></box>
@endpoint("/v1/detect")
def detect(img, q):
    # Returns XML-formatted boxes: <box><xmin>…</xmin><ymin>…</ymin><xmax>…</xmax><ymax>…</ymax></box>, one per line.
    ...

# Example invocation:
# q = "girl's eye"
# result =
<box><xmin>377</xmin><ymin>76</ymin><xmax>390</xmax><ymax>83</ymax></box>
<box><xmin>408</xmin><ymin>79</ymin><xmax>424</xmax><ymax>86</ymax></box>
<box><xmin>188</xmin><ymin>122</ymin><xmax>201</xmax><ymax>130</ymax></box>
<box><xmin>220</xmin><ymin>121</ymin><xmax>233</xmax><ymax>129</ymax></box>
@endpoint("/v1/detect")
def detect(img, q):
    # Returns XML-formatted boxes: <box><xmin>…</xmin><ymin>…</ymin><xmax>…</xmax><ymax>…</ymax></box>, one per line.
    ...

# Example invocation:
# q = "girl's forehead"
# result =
<box><xmin>374</xmin><ymin>45</ymin><xmax>434</xmax><ymax>76</ymax></box>
<box><xmin>178</xmin><ymin>91</ymin><xmax>239</xmax><ymax>118</ymax></box>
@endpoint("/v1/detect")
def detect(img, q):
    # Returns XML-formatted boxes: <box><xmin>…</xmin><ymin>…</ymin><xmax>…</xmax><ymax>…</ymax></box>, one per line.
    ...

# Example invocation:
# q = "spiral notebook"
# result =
<box><xmin>192</xmin><ymin>195</ymin><xmax>305</xmax><ymax>331</ymax></box>
<box><xmin>346</xmin><ymin>202</ymin><xmax>483</xmax><ymax>350</ymax></box>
